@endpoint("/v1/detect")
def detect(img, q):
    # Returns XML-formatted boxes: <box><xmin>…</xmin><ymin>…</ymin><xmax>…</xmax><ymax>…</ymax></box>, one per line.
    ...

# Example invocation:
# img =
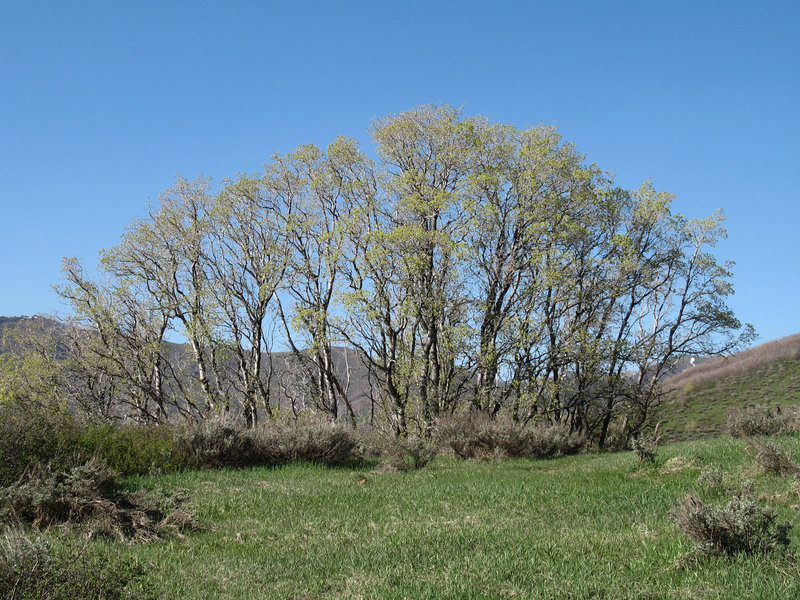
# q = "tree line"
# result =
<box><xmin>3</xmin><ymin>106</ymin><xmax>753</xmax><ymax>447</ymax></box>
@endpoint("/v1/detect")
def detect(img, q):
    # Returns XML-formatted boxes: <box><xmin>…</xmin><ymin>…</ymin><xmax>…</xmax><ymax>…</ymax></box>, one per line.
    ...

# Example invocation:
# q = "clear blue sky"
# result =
<box><xmin>1</xmin><ymin>0</ymin><xmax>798</xmax><ymax>344</ymax></box>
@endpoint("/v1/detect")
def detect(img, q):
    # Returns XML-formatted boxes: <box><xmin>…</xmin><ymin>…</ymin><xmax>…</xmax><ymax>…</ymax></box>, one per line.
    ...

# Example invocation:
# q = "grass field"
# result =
<box><xmin>71</xmin><ymin>434</ymin><xmax>800</xmax><ymax>599</ymax></box>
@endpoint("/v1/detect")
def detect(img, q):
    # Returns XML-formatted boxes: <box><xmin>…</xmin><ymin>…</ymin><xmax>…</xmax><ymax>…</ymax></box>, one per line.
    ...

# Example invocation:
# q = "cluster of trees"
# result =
<box><xmin>3</xmin><ymin>106</ymin><xmax>753</xmax><ymax>446</ymax></box>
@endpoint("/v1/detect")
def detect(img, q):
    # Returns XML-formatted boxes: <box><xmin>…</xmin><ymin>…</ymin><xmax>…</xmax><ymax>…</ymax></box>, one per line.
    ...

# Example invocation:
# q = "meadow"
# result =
<box><xmin>80</xmin><ymin>434</ymin><xmax>800</xmax><ymax>599</ymax></box>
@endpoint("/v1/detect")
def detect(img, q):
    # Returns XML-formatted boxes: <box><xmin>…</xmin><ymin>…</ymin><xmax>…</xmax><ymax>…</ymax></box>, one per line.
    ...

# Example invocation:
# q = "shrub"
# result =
<box><xmin>727</xmin><ymin>403</ymin><xmax>799</xmax><ymax>437</ymax></box>
<box><xmin>631</xmin><ymin>424</ymin><xmax>663</xmax><ymax>464</ymax></box>
<box><xmin>0</xmin><ymin>458</ymin><xmax>115</xmax><ymax>528</ymax></box>
<box><xmin>0</xmin><ymin>403</ymin><xmax>192</xmax><ymax>484</ymax></box>
<box><xmin>379</xmin><ymin>435</ymin><xmax>438</xmax><ymax>472</ymax></box>
<box><xmin>435</xmin><ymin>413</ymin><xmax>491</xmax><ymax>458</ymax></box>
<box><xmin>176</xmin><ymin>417</ymin><xmax>359</xmax><ymax>469</ymax></box>
<box><xmin>697</xmin><ymin>467</ymin><xmax>725</xmax><ymax>496</ymax></box>
<box><xmin>751</xmin><ymin>441</ymin><xmax>799</xmax><ymax>476</ymax></box>
<box><xmin>436</xmin><ymin>414</ymin><xmax>586</xmax><ymax>459</ymax></box>
<box><xmin>0</xmin><ymin>531</ymin><xmax>154</xmax><ymax>599</ymax></box>
<box><xmin>353</xmin><ymin>426</ymin><xmax>392</xmax><ymax>460</ymax></box>
<box><xmin>175</xmin><ymin>418</ymin><xmax>256</xmax><ymax>469</ymax></box>
<box><xmin>0</xmin><ymin>458</ymin><xmax>198</xmax><ymax>541</ymax></box>
<box><xmin>670</xmin><ymin>486</ymin><xmax>792</xmax><ymax>556</ymax></box>
<box><xmin>250</xmin><ymin>419</ymin><xmax>358</xmax><ymax>466</ymax></box>
<box><xmin>79</xmin><ymin>422</ymin><xmax>192</xmax><ymax>476</ymax></box>
<box><xmin>0</xmin><ymin>403</ymin><xmax>83</xmax><ymax>486</ymax></box>
<box><xmin>521</xmin><ymin>421</ymin><xmax>587</xmax><ymax>458</ymax></box>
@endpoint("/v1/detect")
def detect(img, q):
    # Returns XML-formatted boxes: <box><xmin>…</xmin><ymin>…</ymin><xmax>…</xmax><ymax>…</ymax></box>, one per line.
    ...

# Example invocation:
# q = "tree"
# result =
<box><xmin>595</xmin><ymin>190</ymin><xmax>755</xmax><ymax>445</ymax></box>
<box><xmin>464</xmin><ymin>120</ymin><xmax>609</xmax><ymax>418</ymax></box>
<box><xmin>209</xmin><ymin>173</ymin><xmax>288</xmax><ymax>426</ymax></box>
<box><xmin>370</xmin><ymin>106</ymin><xmax>476</xmax><ymax>431</ymax></box>
<box><xmin>40</xmin><ymin>105</ymin><xmax>750</xmax><ymax>441</ymax></box>
<box><xmin>268</xmin><ymin>139</ymin><xmax>361</xmax><ymax>425</ymax></box>
<box><xmin>0</xmin><ymin>317</ymin><xmax>116</xmax><ymax>419</ymax></box>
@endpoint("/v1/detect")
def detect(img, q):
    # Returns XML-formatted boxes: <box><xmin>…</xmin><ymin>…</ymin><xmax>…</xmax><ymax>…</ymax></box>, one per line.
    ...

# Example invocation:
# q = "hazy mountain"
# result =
<box><xmin>0</xmin><ymin>315</ymin><xmax>375</xmax><ymax>419</ymax></box>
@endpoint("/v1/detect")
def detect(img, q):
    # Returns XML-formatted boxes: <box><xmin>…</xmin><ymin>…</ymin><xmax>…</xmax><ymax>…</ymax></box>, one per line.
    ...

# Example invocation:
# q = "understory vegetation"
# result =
<box><xmin>1</xmin><ymin>432</ymin><xmax>798</xmax><ymax>599</ymax></box>
<box><xmin>0</xmin><ymin>401</ymin><xmax>588</xmax><ymax>485</ymax></box>
<box><xmin>0</xmin><ymin>531</ymin><xmax>155</xmax><ymax>600</ymax></box>
<box><xmin>0</xmin><ymin>393</ymin><xmax>798</xmax><ymax>597</ymax></box>
<box><xmin>0</xmin><ymin>457</ymin><xmax>198</xmax><ymax>542</ymax></box>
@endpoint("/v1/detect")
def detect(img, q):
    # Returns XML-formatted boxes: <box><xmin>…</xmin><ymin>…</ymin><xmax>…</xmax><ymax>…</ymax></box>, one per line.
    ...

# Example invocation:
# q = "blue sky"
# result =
<box><xmin>1</xmin><ymin>0</ymin><xmax>798</xmax><ymax>344</ymax></box>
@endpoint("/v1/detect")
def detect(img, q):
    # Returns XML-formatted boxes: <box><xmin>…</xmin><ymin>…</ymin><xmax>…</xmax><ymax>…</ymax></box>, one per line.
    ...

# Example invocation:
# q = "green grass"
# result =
<box><xmin>70</xmin><ymin>435</ymin><xmax>800</xmax><ymax>599</ymax></box>
<box><xmin>656</xmin><ymin>357</ymin><xmax>800</xmax><ymax>442</ymax></box>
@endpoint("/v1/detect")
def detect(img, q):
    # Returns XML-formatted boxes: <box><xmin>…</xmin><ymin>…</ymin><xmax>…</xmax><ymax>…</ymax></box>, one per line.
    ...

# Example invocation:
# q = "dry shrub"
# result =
<box><xmin>353</xmin><ymin>426</ymin><xmax>391</xmax><ymax>460</ymax></box>
<box><xmin>251</xmin><ymin>419</ymin><xmax>358</xmax><ymax>466</ymax></box>
<box><xmin>752</xmin><ymin>441</ymin><xmax>800</xmax><ymax>476</ymax></box>
<box><xmin>436</xmin><ymin>413</ymin><xmax>585</xmax><ymax>459</ymax></box>
<box><xmin>353</xmin><ymin>427</ymin><xmax>438</xmax><ymax>471</ymax></box>
<box><xmin>176</xmin><ymin>417</ymin><xmax>359</xmax><ymax>469</ymax></box>
<box><xmin>379</xmin><ymin>435</ymin><xmax>438</xmax><ymax>472</ymax></box>
<box><xmin>670</xmin><ymin>486</ymin><xmax>792</xmax><ymax>556</ymax></box>
<box><xmin>0</xmin><ymin>530</ymin><xmax>154</xmax><ymax>599</ymax></box>
<box><xmin>435</xmin><ymin>413</ymin><xmax>492</xmax><ymax>458</ymax></box>
<box><xmin>631</xmin><ymin>424</ymin><xmax>664</xmax><ymax>464</ymax></box>
<box><xmin>0</xmin><ymin>458</ymin><xmax>197</xmax><ymax>542</ymax></box>
<box><xmin>727</xmin><ymin>404</ymin><xmax>800</xmax><ymax>437</ymax></box>
<box><xmin>523</xmin><ymin>421</ymin><xmax>586</xmax><ymax>458</ymax></box>
<box><xmin>175</xmin><ymin>417</ymin><xmax>256</xmax><ymax>469</ymax></box>
<box><xmin>697</xmin><ymin>467</ymin><xmax>726</xmax><ymax>496</ymax></box>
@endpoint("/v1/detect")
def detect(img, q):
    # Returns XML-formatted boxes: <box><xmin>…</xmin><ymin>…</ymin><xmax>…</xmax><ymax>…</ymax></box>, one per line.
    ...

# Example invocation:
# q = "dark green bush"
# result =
<box><xmin>0</xmin><ymin>404</ymin><xmax>83</xmax><ymax>486</ymax></box>
<box><xmin>80</xmin><ymin>422</ymin><xmax>192</xmax><ymax>476</ymax></box>
<box><xmin>670</xmin><ymin>486</ymin><xmax>792</xmax><ymax>556</ymax></box>
<box><xmin>436</xmin><ymin>413</ymin><xmax>586</xmax><ymax>459</ymax></box>
<box><xmin>0</xmin><ymin>531</ymin><xmax>154</xmax><ymax>599</ymax></box>
<box><xmin>0</xmin><ymin>403</ymin><xmax>193</xmax><ymax>483</ymax></box>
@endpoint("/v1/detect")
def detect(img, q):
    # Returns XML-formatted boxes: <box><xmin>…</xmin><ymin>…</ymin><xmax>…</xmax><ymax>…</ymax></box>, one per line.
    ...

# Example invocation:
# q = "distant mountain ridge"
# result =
<box><xmin>4</xmin><ymin>315</ymin><xmax>799</xmax><ymax>436</ymax></box>
<box><xmin>0</xmin><ymin>315</ymin><xmax>70</xmax><ymax>355</ymax></box>
<box><xmin>0</xmin><ymin>314</ymin><xmax>375</xmax><ymax>419</ymax></box>
<box><xmin>0</xmin><ymin>314</ymin><xmax>720</xmax><ymax>376</ymax></box>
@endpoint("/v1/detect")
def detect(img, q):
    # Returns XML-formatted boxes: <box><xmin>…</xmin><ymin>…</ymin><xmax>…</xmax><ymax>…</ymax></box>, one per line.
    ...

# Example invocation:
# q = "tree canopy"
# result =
<box><xmin>4</xmin><ymin>106</ymin><xmax>754</xmax><ymax>446</ymax></box>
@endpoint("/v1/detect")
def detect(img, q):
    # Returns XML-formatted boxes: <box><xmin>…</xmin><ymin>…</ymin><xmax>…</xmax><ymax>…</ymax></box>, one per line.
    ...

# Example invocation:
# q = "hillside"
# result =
<box><xmin>656</xmin><ymin>333</ymin><xmax>800</xmax><ymax>442</ymax></box>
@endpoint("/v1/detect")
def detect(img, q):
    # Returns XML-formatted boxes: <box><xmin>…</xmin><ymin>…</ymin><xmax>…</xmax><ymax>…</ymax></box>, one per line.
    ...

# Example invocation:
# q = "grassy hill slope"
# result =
<box><xmin>656</xmin><ymin>333</ymin><xmax>800</xmax><ymax>442</ymax></box>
